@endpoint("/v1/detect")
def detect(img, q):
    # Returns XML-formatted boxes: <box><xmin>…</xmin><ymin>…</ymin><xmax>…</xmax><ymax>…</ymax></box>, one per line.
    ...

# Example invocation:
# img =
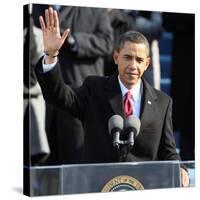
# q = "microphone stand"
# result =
<box><xmin>112</xmin><ymin>130</ymin><xmax>134</xmax><ymax>162</ymax></box>
<box><xmin>119</xmin><ymin>145</ymin><xmax>129</xmax><ymax>162</ymax></box>
<box><xmin>117</xmin><ymin>139</ymin><xmax>133</xmax><ymax>162</ymax></box>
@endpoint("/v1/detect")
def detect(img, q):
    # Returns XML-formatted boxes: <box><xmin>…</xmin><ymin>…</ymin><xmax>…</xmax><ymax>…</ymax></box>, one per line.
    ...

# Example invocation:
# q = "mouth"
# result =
<box><xmin>126</xmin><ymin>72</ymin><xmax>139</xmax><ymax>76</ymax></box>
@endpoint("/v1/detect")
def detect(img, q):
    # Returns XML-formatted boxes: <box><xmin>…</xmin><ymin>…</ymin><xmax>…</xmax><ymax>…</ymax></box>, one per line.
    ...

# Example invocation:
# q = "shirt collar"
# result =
<box><xmin>118</xmin><ymin>76</ymin><xmax>142</xmax><ymax>102</ymax></box>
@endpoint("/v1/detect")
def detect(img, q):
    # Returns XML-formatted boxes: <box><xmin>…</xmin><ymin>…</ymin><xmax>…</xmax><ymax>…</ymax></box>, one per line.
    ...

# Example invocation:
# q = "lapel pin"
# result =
<box><xmin>147</xmin><ymin>100</ymin><xmax>152</xmax><ymax>105</ymax></box>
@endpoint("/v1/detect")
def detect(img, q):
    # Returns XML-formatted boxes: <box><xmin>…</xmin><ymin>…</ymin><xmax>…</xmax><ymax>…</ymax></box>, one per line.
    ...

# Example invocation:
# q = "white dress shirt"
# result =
<box><xmin>42</xmin><ymin>56</ymin><xmax>57</xmax><ymax>73</ymax></box>
<box><xmin>118</xmin><ymin>76</ymin><xmax>143</xmax><ymax>118</ymax></box>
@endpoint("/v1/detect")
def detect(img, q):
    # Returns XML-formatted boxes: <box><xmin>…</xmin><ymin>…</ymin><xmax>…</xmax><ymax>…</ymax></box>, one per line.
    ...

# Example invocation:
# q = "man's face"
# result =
<box><xmin>113</xmin><ymin>41</ymin><xmax>150</xmax><ymax>89</ymax></box>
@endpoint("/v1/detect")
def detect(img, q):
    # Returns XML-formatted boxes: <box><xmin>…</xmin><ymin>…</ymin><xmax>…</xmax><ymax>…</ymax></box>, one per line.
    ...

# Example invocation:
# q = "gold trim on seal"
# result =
<box><xmin>101</xmin><ymin>175</ymin><xmax>144</xmax><ymax>192</ymax></box>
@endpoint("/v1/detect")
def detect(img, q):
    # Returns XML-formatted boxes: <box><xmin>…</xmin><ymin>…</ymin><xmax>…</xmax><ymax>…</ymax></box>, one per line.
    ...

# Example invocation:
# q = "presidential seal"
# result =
<box><xmin>101</xmin><ymin>175</ymin><xmax>144</xmax><ymax>192</ymax></box>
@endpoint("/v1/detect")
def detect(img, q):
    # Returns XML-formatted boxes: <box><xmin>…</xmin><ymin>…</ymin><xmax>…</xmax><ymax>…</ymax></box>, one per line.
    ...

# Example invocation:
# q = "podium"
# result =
<box><xmin>24</xmin><ymin>160</ymin><xmax>195</xmax><ymax>196</ymax></box>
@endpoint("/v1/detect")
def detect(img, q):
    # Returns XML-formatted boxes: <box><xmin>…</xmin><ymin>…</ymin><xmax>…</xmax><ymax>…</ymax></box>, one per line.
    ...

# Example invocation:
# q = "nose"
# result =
<box><xmin>129</xmin><ymin>58</ymin><xmax>137</xmax><ymax>70</ymax></box>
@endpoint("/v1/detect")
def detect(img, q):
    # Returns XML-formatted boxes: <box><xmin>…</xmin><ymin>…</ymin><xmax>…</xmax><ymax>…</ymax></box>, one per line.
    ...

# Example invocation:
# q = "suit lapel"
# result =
<box><xmin>105</xmin><ymin>72</ymin><xmax>125</xmax><ymax>118</ymax></box>
<box><xmin>140</xmin><ymin>78</ymin><xmax>158</xmax><ymax>133</ymax></box>
<box><xmin>105</xmin><ymin>75</ymin><xmax>158</xmax><ymax>125</ymax></box>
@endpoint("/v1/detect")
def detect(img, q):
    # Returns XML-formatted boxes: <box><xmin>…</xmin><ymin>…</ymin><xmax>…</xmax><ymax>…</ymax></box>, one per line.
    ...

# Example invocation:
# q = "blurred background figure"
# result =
<box><xmin>23</xmin><ymin>4</ymin><xmax>50</xmax><ymax>166</ymax></box>
<box><xmin>163</xmin><ymin>12</ymin><xmax>195</xmax><ymax>161</ymax></box>
<box><xmin>32</xmin><ymin>4</ymin><xmax>113</xmax><ymax>165</ymax></box>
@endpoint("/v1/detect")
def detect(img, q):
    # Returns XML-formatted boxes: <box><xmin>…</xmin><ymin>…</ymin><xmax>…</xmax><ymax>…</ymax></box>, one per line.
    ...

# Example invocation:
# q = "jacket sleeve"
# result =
<box><xmin>157</xmin><ymin>98</ymin><xmax>181</xmax><ymax>160</ymax></box>
<box><xmin>35</xmin><ymin>57</ymin><xmax>89</xmax><ymax>120</ymax></box>
<box><xmin>74</xmin><ymin>9</ymin><xmax>113</xmax><ymax>58</ymax></box>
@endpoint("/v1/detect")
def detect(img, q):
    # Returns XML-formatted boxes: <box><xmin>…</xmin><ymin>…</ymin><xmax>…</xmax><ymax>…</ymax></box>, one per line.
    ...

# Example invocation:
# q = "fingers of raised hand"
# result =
<box><xmin>62</xmin><ymin>29</ymin><xmax>71</xmax><ymax>43</ymax></box>
<box><xmin>43</xmin><ymin>7</ymin><xmax>58</xmax><ymax>31</ymax></box>
<box><xmin>39</xmin><ymin>16</ymin><xmax>46</xmax><ymax>32</ymax></box>
<box><xmin>49</xmin><ymin>7</ymin><xmax>54</xmax><ymax>27</ymax></box>
<box><xmin>39</xmin><ymin>7</ymin><xmax>68</xmax><ymax>51</ymax></box>
<box><xmin>53</xmin><ymin>10</ymin><xmax>59</xmax><ymax>28</ymax></box>
<box><xmin>45</xmin><ymin>9</ymin><xmax>50</xmax><ymax>27</ymax></box>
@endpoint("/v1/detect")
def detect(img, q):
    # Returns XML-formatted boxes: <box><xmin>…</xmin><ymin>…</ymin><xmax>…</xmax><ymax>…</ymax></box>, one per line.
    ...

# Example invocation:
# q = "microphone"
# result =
<box><xmin>108</xmin><ymin>115</ymin><xmax>124</xmax><ymax>149</ymax></box>
<box><xmin>125</xmin><ymin>116</ymin><xmax>141</xmax><ymax>148</ymax></box>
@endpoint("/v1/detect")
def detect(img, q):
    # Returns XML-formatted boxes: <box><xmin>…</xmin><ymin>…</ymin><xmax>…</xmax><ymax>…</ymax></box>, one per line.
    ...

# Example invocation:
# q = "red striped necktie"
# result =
<box><xmin>124</xmin><ymin>91</ymin><xmax>133</xmax><ymax>117</ymax></box>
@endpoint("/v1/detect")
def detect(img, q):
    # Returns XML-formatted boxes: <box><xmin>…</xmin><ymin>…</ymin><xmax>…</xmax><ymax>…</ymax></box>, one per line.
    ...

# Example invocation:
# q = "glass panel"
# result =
<box><xmin>29</xmin><ymin>166</ymin><xmax>61</xmax><ymax>196</ymax></box>
<box><xmin>61</xmin><ymin>161</ymin><xmax>181</xmax><ymax>194</ymax></box>
<box><xmin>26</xmin><ymin>160</ymin><xmax>195</xmax><ymax>196</ymax></box>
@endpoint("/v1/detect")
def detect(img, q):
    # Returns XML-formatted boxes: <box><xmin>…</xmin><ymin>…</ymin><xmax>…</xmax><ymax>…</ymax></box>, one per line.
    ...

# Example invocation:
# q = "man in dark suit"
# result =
<box><xmin>36</xmin><ymin>7</ymin><xmax>189</xmax><ymax>186</ymax></box>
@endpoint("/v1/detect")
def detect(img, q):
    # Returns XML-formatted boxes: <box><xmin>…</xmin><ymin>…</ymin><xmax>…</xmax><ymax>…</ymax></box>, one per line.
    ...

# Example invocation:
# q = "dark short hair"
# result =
<box><xmin>115</xmin><ymin>31</ymin><xmax>150</xmax><ymax>56</ymax></box>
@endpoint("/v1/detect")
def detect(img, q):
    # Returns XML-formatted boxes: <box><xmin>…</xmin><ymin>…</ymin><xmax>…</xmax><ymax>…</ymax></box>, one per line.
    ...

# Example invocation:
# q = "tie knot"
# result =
<box><xmin>125</xmin><ymin>91</ymin><xmax>132</xmax><ymax>99</ymax></box>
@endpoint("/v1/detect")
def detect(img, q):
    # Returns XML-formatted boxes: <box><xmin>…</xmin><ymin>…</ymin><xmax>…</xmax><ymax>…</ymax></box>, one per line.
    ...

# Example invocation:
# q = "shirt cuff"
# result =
<box><xmin>42</xmin><ymin>56</ymin><xmax>57</xmax><ymax>73</ymax></box>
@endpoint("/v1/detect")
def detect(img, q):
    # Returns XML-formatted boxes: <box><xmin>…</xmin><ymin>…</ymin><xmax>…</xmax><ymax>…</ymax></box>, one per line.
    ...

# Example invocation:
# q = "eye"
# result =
<box><xmin>123</xmin><ymin>55</ymin><xmax>132</xmax><ymax>60</ymax></box>
<box><xmin>136</xmin><ymin>58</ymin><xmax>144</xmax><ymax>63</ymax></box>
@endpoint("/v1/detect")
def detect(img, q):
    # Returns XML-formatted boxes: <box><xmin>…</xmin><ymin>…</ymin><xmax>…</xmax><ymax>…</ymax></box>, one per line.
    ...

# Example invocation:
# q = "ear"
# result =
<box><xmin>113</xmin><ymin>50</ymin><xmax>119</xmax><ymax>65</ymax></box>
<box><xmin>145</xmin><ymin>57</ymin><xmax>151</xmax><ymax>71</ymax></box>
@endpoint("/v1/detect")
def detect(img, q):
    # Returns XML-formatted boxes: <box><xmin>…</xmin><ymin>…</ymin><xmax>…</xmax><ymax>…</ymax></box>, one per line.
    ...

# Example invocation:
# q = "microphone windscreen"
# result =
<box><xmin>108</xmin><ymin>115</ymin><xmax>124</xmax><ymax>134</ymax></box>
<box><xmin>125</xmin><ymin>116</ymin><xmax>141</xmax><ymax>136</ymax></box>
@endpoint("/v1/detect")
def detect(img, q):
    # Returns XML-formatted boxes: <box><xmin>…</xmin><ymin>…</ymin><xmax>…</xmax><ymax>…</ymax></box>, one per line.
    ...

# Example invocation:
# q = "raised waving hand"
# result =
<box><xmin>39</xmin><ymin>7</ymin><xmax>70</xmax><ymax>61</ymax></box>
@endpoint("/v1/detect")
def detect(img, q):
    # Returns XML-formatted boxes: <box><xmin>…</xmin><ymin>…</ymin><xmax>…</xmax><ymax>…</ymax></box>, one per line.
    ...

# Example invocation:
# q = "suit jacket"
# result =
<box><xmin>36</xmin><ymin>59</ymin><xmax>180</xmax><ymax>163</ymax></box>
